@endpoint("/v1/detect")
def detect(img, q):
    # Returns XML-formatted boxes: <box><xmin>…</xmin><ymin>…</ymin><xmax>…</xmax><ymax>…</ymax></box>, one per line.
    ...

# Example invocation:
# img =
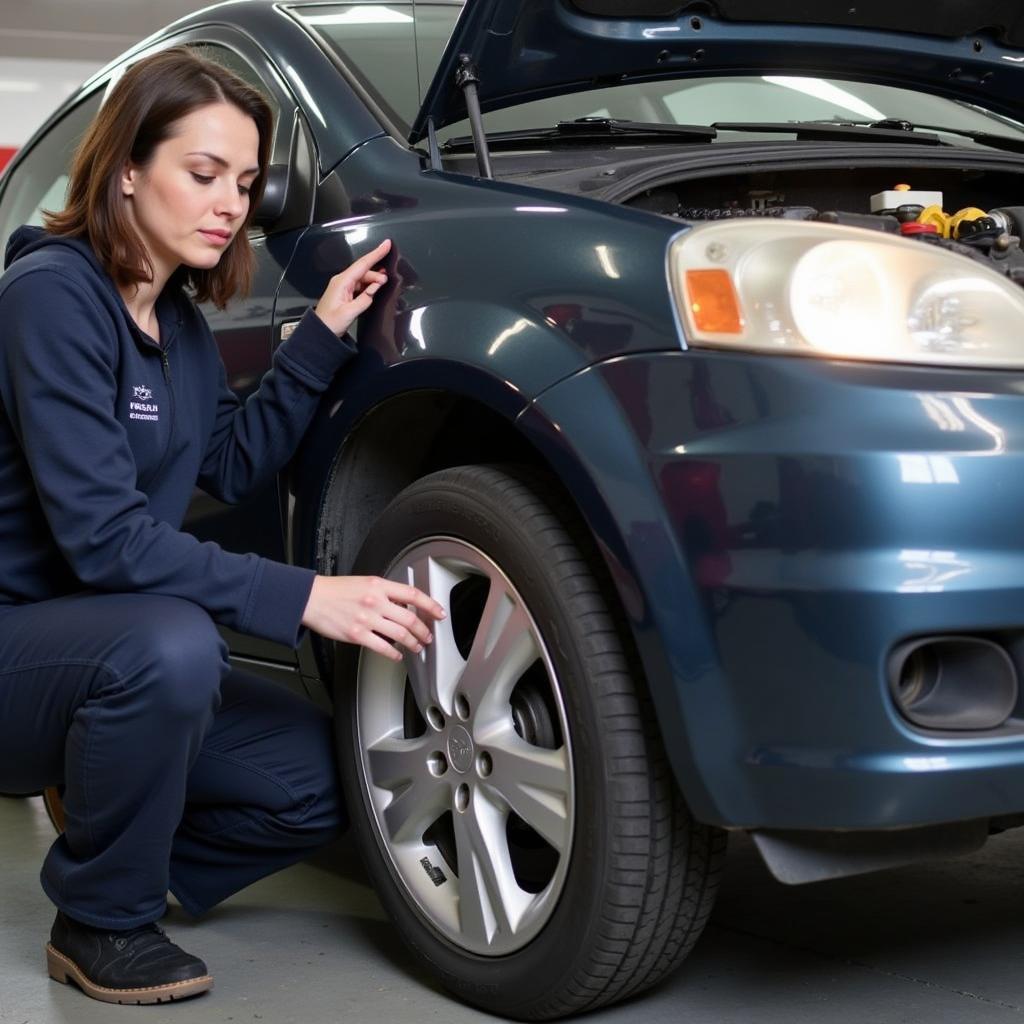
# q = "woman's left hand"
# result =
<box><xmin>313</xmin><ymin>239</ymin><xmax>392</xmax><ymax>336</ymax></box>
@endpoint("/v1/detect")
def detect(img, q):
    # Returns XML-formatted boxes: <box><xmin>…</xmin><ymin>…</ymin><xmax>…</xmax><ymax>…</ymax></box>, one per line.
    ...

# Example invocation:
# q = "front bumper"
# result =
<box><xmin>528</xmin><ymin>349</ymin><xmax>1024</xmax><ymax>830</ymax></box>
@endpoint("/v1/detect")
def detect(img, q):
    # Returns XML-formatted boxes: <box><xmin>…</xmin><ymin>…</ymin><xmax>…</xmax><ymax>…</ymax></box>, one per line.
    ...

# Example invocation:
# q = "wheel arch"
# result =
<box><xmin>292</xmin><ymin>376</ymin><xmax>716</xmax><ymax>821</ymax></box>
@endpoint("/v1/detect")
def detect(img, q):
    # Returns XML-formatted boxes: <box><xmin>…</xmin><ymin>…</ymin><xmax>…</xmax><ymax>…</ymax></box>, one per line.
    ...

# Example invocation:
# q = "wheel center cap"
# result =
<box><xmin>447</xmin><ymin>725</ymin><xmax>474</xmax><ymax>774</ymax></box>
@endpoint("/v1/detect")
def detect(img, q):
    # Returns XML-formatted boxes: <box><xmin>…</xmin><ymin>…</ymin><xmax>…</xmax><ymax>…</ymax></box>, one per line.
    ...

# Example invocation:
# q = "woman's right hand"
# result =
<box><xmin>312</xmin><ymin>239</ymin><xmax>392</xmax><ymax>337</ymax></box>
<box><xmin>300</xmin><ymin>574</ymin><xmax>446</xmax><ymax>662</ymax></box>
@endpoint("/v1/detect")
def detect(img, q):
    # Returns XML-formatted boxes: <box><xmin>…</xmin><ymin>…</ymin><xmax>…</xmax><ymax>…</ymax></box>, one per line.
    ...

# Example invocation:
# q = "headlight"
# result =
<box><xmin>668</xmin><ymin>220</ymin><xmax>1024</xmax><ymax>368</ymax></box>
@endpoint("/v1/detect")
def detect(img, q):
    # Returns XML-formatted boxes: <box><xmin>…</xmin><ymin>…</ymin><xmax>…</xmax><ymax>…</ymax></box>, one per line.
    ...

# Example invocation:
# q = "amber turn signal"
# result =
<box><xmin>685</xmin><ymin>269</ymin><xmax>743</xmax><ymax>334</ymax></box>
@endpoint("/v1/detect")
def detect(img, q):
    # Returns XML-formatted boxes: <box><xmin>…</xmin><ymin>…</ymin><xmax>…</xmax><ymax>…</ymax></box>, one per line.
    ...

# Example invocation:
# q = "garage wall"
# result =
<box><xmin>0</xmin><ymin>0</ymin><xmax>219</xmax><ymax>172</ymax></box>
<box><xmin>0</xmin><ymin>58</ymin><xmax>103</xmax><ymax>169</ymax></box>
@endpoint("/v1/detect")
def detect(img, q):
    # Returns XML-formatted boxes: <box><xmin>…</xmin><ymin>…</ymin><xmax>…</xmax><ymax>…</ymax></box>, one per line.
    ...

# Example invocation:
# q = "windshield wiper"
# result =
<box><xmin>713</xmin><ymin>121</ymin><xmax>946</xmax><ymax>145</ymax></box>
<box><xmin>809</xmin><ymin>116</ymin><xmax>1024</xmax><ymax>155</ymax></box>
<box><xmin>442</xmin><ymin>117</ymin><xmax>716</xmax><ymax>152</ymax></box>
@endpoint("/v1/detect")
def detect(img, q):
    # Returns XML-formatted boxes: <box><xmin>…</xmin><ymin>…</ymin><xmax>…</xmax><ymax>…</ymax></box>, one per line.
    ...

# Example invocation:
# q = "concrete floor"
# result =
<box><xmin>2</xmin><ymin>795</ymin><xmax>1023</xmax><ymax>1024</ymax></box>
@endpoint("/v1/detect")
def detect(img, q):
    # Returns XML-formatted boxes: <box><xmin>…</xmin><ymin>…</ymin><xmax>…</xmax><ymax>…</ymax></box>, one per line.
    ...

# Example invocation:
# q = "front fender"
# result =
<box><xmin>518</xmin><ymin>367</ymin><xmax>728</xmax><ymax>825</ymax></box>
<box><xmin>288</xmin><ymin>357</ymin><xmax>532</xmax><ymax>580</ymax></box>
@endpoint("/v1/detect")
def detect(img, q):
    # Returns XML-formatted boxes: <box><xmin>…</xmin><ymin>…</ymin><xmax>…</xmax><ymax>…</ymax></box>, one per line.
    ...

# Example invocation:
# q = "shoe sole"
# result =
<box><xmin>46</xmin><ymin>944</ymin><xmax>213</xmax><ymax>1004</ymax></box>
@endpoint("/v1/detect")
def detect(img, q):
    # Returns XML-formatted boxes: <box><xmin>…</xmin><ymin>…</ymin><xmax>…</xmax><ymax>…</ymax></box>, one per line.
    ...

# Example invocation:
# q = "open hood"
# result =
<box><xmin>410</xmin><ymin>0</ymin><xmax>1024</xmax><ymax>142</ymax></box>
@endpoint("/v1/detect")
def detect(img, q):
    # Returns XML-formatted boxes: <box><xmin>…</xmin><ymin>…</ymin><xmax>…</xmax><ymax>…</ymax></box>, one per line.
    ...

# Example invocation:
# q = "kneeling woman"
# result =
<box><xmin>0</xmin><ymin>46</ymin><xmax>444</xmax><ymax>1004</ymax></box>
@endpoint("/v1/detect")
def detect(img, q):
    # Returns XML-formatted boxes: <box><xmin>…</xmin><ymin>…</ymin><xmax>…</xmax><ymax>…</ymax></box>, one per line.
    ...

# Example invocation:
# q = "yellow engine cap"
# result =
<box><xmin>918</xmin><ymin>204</ymin><xmax>952</xmax><ymax>238</ymax></box>
<box><xmin>949</xmin><ymin>206</ymin><xmax>989</xmax><ymax>238</ymax></box>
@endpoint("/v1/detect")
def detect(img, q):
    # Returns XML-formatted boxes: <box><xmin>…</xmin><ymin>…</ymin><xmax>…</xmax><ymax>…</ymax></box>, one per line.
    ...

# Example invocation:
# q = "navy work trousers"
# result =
<box><xmin>0</xmin><ymin>591</ymin><xmax>345</xmax><ymax>929</ymax></box>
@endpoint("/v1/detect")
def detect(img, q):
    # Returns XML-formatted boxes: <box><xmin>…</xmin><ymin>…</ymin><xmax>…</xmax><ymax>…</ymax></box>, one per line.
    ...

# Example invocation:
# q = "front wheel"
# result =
<box><xmin>334</xmin><ymin>465</ymin><xmax>724</xmax><ymax>1019</ymax></box>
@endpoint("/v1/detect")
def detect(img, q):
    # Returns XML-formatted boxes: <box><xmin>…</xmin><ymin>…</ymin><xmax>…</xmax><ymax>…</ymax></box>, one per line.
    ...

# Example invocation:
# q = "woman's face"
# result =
<box><xmin>121</xmin><ymin>100</ymin><xmax>260</xmax><ymax>281</ymax></box>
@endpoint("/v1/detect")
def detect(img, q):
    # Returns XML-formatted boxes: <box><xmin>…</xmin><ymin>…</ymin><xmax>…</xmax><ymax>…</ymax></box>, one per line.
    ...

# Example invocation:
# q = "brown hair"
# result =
<box><xmin>43</xmin><ymin>46</ymin><xmax>274</xmax><ymax>310</ymax></box>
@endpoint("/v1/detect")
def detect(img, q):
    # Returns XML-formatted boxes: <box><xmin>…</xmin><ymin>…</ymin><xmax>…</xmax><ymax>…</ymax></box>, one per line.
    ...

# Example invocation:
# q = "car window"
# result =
<box><xmin>293</xmin><ymin>2</ymin><xmax>462</xmax><ymax>134</ymax></box>
<box><xmin>187</xmin><ymin>43</ymin><xmax>282</xmax><ymax>129</ymax></box>
<box><xmin>0</xmin><ymin>89</ymin><xmax>103</xmax><ymax>254</ymax></box>
<box><xmin>434</xmin><ymin>74</ymin><xmax>1024</xmax><ymax>149</ymax></box>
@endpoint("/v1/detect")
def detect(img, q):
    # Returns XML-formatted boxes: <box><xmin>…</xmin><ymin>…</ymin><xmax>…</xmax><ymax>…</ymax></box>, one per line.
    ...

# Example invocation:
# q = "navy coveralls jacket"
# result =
<box><xmin>0</xmin><ymin>225</ymin><xmax>356</xmax><ymax>647</ymax></box>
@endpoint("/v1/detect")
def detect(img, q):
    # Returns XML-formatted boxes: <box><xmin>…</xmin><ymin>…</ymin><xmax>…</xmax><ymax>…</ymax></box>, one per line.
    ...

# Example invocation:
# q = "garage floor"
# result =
<box><xmin>2</xmin><ymin>794</ymin><xmax>1023</xmax><ymax>1024</ymax></box>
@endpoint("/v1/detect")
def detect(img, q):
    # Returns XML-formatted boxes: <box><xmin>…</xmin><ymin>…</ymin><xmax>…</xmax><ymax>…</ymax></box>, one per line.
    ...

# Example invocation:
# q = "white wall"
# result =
<box><xmin>0</xmin><ymin>56</ymin><xmax>102</xmax><ymax>150</ymax></box>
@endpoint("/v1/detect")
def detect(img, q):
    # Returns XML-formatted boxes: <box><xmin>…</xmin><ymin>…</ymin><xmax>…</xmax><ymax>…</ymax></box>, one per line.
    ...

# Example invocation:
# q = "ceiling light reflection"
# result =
<box><xmin>916</xmin><ymin>394</ymin><xmax>965</xmax><ymax>432</ymax></box>
<box><xmin>897</xmin><ymin>454</ymin><xmax>959</xmax><ymax>484</ymax></box>
<box><xmin>303</xmin><ymin>6</ymin><xmax>414</xmax><ymax>25</ymax></box>
<box><xmin>762</xmin><ymin>76</ymin><xmax>885</xmax><ymax>121</ymax></box>
<box><xmin>950</xmin><ymin>397</ymin><xmax>1006</xmax><ymax>454</ymax></box>
<box><xmin>595</xmin><ymin>244</ymin><xmax>620</xmax><ymax>279</ymax></box>
<box><xmin>409</xmin><ymin>307</ymin><xmax>426</xmax><ymax>350</ymax></box>
<box><xmin>488</xmin><ymin>318</ymin><xmax>531</xmax><ymax>356</ymax></box>
<box><xmin>284</xmin><ymin>64</ymin><xmax>325</xmax><ymax>126</ymax></box>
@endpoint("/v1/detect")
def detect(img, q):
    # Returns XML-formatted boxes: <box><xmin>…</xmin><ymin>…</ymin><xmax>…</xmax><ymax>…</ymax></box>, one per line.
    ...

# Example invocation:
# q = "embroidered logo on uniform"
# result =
<box><xmin>130</xmin><ymin>384</ymin><xmax>159</xmax><ymax>422</ymax></box>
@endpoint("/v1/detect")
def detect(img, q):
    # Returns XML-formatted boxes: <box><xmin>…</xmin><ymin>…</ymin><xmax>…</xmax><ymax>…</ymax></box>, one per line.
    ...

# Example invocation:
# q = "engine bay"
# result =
<box><xmin>622</xmin><ymin>164</ymin><xmax>1024</xmax><ymax>283</ymax></box>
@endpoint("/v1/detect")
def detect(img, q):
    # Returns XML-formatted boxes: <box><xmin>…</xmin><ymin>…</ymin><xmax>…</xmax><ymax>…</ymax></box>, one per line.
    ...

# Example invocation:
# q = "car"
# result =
<box><xmin>7</xmin><ymin>0</ymin><xmax>1024</xmax><ymax>1017</ymax></box>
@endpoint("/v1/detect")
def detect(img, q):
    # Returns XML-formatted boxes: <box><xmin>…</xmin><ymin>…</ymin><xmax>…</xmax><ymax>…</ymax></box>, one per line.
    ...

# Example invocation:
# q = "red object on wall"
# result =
<box><xmin>0</xmin><ymin>147</ymin><xmax>17</xmax><ymax>173</ymax></box>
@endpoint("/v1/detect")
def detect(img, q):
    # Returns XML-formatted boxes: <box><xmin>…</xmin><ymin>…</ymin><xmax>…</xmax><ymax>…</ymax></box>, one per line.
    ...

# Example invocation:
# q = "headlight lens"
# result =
<box><xmin>669</xmin><ymin>220</ymin><xmax>1024</xmax><ymax>367</ymax></box>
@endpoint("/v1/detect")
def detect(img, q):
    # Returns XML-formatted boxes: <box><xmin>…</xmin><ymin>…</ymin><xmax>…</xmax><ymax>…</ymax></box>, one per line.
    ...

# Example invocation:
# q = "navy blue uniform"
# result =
<box><xmin>0</xmin><ymin>226</ymin><xmax>352</xmax><ymax>927</ymax></box>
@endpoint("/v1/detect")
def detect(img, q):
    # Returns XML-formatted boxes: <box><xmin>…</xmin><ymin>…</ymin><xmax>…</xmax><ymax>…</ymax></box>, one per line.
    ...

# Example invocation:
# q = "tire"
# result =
<box><xmin>334</xmin><ymin>465</ymin><xmax>725</xmax><ymax>1020</ymax></box>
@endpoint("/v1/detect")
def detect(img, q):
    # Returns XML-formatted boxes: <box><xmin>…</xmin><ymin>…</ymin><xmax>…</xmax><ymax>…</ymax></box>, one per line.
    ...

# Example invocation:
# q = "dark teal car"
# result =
<box><xmin>6</xmin><ymin>0</ymin><xmax>1024</xmax><ymax>1017</ymax></box>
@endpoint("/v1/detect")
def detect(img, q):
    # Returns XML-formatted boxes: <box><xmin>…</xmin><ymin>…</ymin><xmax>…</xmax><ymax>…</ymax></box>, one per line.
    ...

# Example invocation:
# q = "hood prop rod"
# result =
<box><xmin>455</xmin><ymin>54</ymin><xmax>493</xmax><ymax>179</ymax></box>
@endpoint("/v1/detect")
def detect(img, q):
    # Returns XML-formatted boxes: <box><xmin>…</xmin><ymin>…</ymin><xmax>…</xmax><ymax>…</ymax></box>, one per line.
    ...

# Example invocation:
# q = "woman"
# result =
<box><xmin>0</xmin><ymin>46</ymin><xmax>444</xmax><ymax>1005</ymax></box>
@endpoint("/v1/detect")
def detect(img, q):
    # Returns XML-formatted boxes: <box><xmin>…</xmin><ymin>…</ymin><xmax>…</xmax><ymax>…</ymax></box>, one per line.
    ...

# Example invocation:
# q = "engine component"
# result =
<box><xmin>900</xmin><ymin>221</ymin><xmax>940</xmax><ymax>237</ymax></box>
<box><xmin>870</xmin><ymin>182</ymin><xmax>943</xmax><ymax>213</ymax></box>
<box><xmin>955</xmin><ymin>215</ymin><xmax>1004</xmax><ymax>245</ymax></box>
<box><xmin>816</xmin><ymin>209</ymin><xmax>899</xmax><ymax>233</ymax></box>
<box><xmin>895</xmin><ymin>203</ymin><xmax>925</xmax><ymax>223</ymax></box>
<box><xmin>677</xmin><ymin>205</ymin><xmax>817</xmax><ymax>220</ymax></box>
<box><xmin>989</xmin><ymin>207</ymin><xmax>1024</xmax><ymax>236</ymax></box>
<box><xmin>918</xmin><ymin>203</ymin><xmax>953</xmax><ymax>237</ymax></box>
<box><xmin>949</xmin><ymin>206</ymin><xmax>989</xmax><ymax>238</ymax></box>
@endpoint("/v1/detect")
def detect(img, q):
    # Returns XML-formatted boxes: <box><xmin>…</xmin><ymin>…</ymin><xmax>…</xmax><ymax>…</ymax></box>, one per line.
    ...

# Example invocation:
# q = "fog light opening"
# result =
<box><xmin>896</xmin><ymin>646</ymin><xmax>940</xmax><ymax>708</ymax></box>
<box><xmin>889</xmin><ymin>636</ymin><xmax>1018</xmax><ymax>731</ymax></box>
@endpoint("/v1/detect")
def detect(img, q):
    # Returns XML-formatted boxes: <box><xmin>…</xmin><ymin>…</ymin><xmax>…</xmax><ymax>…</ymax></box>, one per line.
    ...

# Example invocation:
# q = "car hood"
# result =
<box><xmin>410</xmin><ymin>0</ymin><xmax>1024</xmax><ymax>141</ymax></box>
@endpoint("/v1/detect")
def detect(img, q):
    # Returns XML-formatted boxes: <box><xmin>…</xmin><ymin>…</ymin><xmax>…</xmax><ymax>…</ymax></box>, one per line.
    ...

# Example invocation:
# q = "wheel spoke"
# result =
<box><xmin>381</xmin><ymin>777</ymin><xmax>450</xmax><ymax>845</ymax></box>
<box><xmin>403</xmin><ymin>555</ymin><xmax>466</xmax><ymax>715</ymax></box>
<box><xmin>452</xmin><ymin>792</ymin><xmax>528</xmax><ymax>947</ymax></box>
<box><xmin>366</xmin><ymin>733</ymin><xmax>434</xmax><ymax>789</ymax></box>
<box><xmin>367</xmin><ymin>735</ymin><xmax>449</xmax><ymax>844</ymax></box>
<box><xmin>460</xmin><ymin>580</ymin><xmax>537</xmax><ymax>715</ymax></box>
<box><xmin>486</xmin><ymin>734</ymin><xmax>571</xmax><ymax>853</ymax></box>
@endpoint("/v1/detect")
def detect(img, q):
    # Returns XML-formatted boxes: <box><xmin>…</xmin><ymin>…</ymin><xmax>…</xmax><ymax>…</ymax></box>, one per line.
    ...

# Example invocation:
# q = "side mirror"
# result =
<box><xmin>254</xmin><ymin>163</ymin><xmax>290</xmax><ymax>226</ymax></box>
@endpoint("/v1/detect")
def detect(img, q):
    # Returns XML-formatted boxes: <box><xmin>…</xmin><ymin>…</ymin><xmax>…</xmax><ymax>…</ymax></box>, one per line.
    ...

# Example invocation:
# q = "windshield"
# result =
<box><xmin>438</xmin><ymin>76</ymin><xmax>1024</xmax><ymax>149</ymax></box>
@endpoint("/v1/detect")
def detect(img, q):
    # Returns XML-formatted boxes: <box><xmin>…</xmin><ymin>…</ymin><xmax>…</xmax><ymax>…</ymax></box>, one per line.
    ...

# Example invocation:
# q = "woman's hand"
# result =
<box><xmin>301</xmin><ymin>574</ymin><xmax>446</xmax><ymax>662</ymax></box>
<box><xmin>313</xmin><ymin>239</ymin><xmax>392</xmax><ymax>336</ymax></box>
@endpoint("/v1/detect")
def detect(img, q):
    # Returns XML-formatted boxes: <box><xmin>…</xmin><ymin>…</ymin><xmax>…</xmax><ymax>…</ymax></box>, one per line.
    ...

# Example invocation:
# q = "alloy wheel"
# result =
<box><xmin>356</xmin><ymin>537</ymin><xmax>575</xmax><ymax>956</ymax></box>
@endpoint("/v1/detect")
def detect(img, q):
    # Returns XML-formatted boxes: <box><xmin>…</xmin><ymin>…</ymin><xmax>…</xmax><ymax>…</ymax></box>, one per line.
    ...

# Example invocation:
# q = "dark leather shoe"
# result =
<box><xmin>46</xmin><ymin>910</ymin><xmax>213</xmax><ymax>1004</ymax></box>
